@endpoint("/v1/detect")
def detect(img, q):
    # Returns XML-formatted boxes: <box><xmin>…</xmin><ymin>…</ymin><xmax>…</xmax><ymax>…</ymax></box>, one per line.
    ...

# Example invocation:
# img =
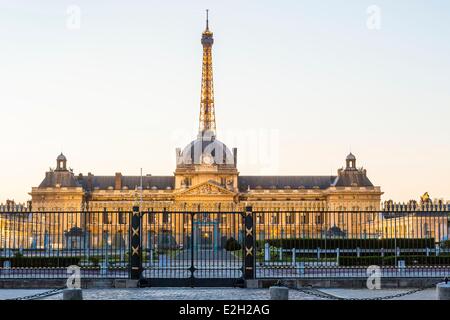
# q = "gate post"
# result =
<box><xmin>244</xmin><ymin>206</ymin><xmax>255</xmax><ymax>280</ymax></box>
<box><xmin>130</xmin><ymin>206</ymin><xmax>142</xmax><ymax>280</ymax></box>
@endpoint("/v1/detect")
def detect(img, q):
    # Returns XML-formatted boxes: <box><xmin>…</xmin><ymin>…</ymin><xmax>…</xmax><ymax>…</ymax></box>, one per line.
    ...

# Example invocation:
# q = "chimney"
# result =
<box><xmin>115</xmin><ymin>172</ymin><xmax>122</xmax><ymax>190</ymax></box>
<box><xmin>233</xmin><ymin>148</ymin><xmax>237</xmax><ymax>167</ymax></box>
<box><xmin>87</xmin><ymin>172</ymin><xmax>94</xmax><ymax>191</ymax></box>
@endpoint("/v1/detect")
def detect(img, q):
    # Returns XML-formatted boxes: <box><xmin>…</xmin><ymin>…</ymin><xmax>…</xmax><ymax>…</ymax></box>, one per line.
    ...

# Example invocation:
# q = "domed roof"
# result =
<box><xmin>57</xmin><ymin>153</ymin><xmax>67</xmax><ymax>161</ymax></box>
<box><xmin>178</xmin><ymin>134</ymin><xmax>234</xmax><ymax>166</ymax></box>
<box><xmin>346</xmin><ymin>153</ymin><xmax>356</xmax><ymax>161</ymax></box>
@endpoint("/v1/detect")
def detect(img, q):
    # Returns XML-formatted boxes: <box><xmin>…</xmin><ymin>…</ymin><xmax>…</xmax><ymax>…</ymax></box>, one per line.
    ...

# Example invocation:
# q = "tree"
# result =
<box><xmin>225</xmin><ymin>237</ymin><xmax>241</xmax><ymax>251</ymax></box>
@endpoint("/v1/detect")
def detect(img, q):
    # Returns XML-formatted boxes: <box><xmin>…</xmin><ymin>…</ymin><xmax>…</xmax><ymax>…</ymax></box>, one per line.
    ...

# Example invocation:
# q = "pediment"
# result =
<box><xmin>175</xmin><ymin>181</ymin><xmax>236</xmax><ymax>197</ymax></box>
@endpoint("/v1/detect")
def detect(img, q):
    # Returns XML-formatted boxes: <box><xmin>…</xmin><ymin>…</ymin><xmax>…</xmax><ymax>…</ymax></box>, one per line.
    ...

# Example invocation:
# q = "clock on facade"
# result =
<box><xmin>202</xmin><ymin>153</ymin><xmax>214</xmax><ymax>165</ymax></box>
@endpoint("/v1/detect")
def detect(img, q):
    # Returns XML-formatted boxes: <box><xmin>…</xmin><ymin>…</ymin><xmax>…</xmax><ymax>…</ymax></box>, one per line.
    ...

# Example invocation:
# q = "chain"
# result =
<box><xmin>5</xmin><ymin>287</ymin><xmax>66</xmax><ymax>301</ymax></box>
<box><xmin>280</xmin><ymin>280</ymin><xmax>442</xmax><ymax>301</ymax></box>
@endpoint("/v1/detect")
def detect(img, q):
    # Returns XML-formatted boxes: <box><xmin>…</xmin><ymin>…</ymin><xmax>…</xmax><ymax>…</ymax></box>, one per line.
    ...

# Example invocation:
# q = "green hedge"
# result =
<box><xmin>257</xmin><ymin>238</ymin><xmax>436</xmax><ymax>250</ymax></box>
<box><xmin>0</xmin><ymin>257</ymin><xmax>81</xmax><ymax>268</ymax></box>
<box><xmin>338</xmin><ymin>255</ymin><xmax>450</xmax><ymax>266</ymax></box>
<box><xmin>442</xmin><ymin>240</ymin><xmax>450</xmax><ymax>249</ymax></box>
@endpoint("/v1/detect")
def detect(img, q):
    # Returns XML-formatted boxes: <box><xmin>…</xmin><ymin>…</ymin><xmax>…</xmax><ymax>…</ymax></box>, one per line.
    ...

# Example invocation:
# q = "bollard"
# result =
<box><xmin>436</xmin><ymin>282</ymin><xmax>450</xmax><ymax>300</ymax></box>
<box><xmin>269</xmin><ymin>286</ymin><xmax>289</xmax><ymax>300</ymax></box>
<box><xmin>63</xmin><ymin>288</ymin><xmax>83</xmax><ymax>300</ymax></box>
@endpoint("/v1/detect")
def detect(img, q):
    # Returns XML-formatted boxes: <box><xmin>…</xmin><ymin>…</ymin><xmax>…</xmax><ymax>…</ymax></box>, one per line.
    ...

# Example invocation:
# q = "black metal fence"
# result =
<box><xmin>0</xmin><ymin>209</ymin><xmax>449</xmax><ymax>281</ymax></box>
<box><xmin>254</xmin><ymin>210</ymin><xmax>450</xmax><ymax>279</ymax></box>
<box><xmin>0</xmin><ymin>211</ymin><xmax>130</xmax><ymax>279</ymax></box>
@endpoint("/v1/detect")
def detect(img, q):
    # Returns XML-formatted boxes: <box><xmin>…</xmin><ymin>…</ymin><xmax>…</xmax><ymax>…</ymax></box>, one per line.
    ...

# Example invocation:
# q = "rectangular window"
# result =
<box><xmin>256</xmin><ymin>213</ymin><xmax>265</xmax><ymax>224</ymax></box>
<box><xmin>103</xmin><ymin>208</ymin><xmax>111</xmax><ymax>224</ymax></box>
<box><xmin>271</xmin><ymin>213</ymin><xmax>279</xmax><ymax>225</ymax></box>
<box><xmin>315</xmin><ymin>213</ymin><xmax>323</xmax><ymax>225</ymax></box>
<box><xmin>148</xmin><ymin>211</ymin><xmax>156</xmax><ymax>224</ymax></box>
<box><xmin>162</xmin><ymin>211</ymin><xmax>171</xmax><ymax>224</ymax></box>
<box><xmin>300</xmin><ymin>213</ymin><xmax>309</xmax><ymax>224</ymax></box>
<box><xmin>286</xmin><ymin>213</ymin><xmax>295</xmax><ymax>225</ymax></box>
<box><xmin>118</xmin><ymin>210</ymin><xmax>126</xmax><ymax>225</ymax></box>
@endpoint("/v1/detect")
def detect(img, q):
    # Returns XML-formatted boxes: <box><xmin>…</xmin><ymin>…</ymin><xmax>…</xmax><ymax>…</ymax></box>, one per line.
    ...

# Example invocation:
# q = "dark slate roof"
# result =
<box><xmin>57</xmin><ymin>153</ymin><xmax>67</xmax><ymax>161</ymax></box>
<box><xmin>382</xmin><ymin>211</ymin><xmax>448</xmax><ymax>219</ymax></box>
<box><xmin>39</xmin><ymin>171</ymin><xmax>81</xmax><ymax>188</ymax></box>
<box><xmin>77</xmin><ymin>175</ymin><xmax>174</xmax><ymax>191</ymax></box>
<box><xmin>178</xmin><ymin>136</ymin><xmax>235</xmax><ymax>166</ymax></box>
<box><xmin>333</xmin><ymin>171</ymin><xmax>374</xmax><ymax>187</ymax></box>
<box><xmin>346</xmin><ymin>153</ymin><xmax>356</xmax><ymax>160</ymax></box>
<box><xmin>238</xmin><ymin>176</ymin><xmax>336</xmax><ymax>191</ymax></box>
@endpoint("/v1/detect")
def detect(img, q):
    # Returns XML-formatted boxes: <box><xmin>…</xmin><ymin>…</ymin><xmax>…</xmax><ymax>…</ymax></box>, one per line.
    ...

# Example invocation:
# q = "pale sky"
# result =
<box><xmin>0</xmin><ymin>0</ymin><xmax>449</xmax><ymax>203</ymax></box>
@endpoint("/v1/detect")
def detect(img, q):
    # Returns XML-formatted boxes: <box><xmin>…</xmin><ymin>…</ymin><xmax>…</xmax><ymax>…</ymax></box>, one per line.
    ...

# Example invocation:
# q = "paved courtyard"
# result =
<box><xmin>0</xmin><ymin>287</ymin><xmax>438</xmax><ymax>300</ymax></box>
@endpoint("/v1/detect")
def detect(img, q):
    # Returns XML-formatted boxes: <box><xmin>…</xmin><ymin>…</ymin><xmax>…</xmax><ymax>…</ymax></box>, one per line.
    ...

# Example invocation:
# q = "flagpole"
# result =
<box><xmin>140</xmin><ymin>168</ymin><xmax>143</xmax><ymax>210</ymax></box>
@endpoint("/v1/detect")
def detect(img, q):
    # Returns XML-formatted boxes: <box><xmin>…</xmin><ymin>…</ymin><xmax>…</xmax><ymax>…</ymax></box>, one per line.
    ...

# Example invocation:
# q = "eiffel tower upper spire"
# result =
<box><xmin>198</xmin><ymin>9</ymin><xmax>216</xmax><ymax>139</ymax></box>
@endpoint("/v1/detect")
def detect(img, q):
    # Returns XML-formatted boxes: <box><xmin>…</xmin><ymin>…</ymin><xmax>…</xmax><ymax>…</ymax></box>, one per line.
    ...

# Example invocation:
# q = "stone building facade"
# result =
<box><xmin>28</xmin><ymin>18</ymin><xmax>383</xmax><ymax>245</ymax></box>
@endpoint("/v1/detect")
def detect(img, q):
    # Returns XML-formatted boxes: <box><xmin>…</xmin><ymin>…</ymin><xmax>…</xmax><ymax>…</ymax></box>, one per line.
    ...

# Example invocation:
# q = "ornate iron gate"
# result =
<box><xmin>133</xmin><ymin>206</ymin><xmax>254</xmax><ymax>287</ymax></box>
